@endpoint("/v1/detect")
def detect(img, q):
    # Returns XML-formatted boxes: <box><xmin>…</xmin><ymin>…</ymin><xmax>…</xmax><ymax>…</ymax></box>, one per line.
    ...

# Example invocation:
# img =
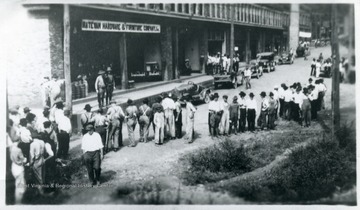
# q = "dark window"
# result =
<box><xmin>159</xmin><ymin>4</ymin><xmax>163</xmax><ymax>10</ymax></box>
<box><xmin>184</xmin><ymin>4</ymin><xmax>189</xmax><ymax>13</ymax></box>
<box><xmin>178</xmin><ymin>4</ymin><xmax>182</xmax><ymax>13</ymax></box>
<box><xmin>138</xmin><ymin>4</ymin><xmax>145</xmax><ymax>8</ymax></box>
<box><xmin>170</xmin><ymin>4</ymin><xmax>175</xmax><ymax>11</ymax></box>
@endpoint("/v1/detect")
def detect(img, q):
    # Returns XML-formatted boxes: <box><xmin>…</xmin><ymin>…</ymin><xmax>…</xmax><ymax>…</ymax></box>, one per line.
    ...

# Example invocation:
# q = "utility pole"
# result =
<box><xmin>63</xmin><ymin>4</ymin><xmax>72</xmax><ymax>113</ymax></box>
<box><xmin>331</xmin><ymin>4</ymin><xmax>340</xmax><ymax>139</ymax></box>
<box><xmin>229</xmin><ymin>4</ymin><xmax>235</xmax><ymax>70</ymax></box>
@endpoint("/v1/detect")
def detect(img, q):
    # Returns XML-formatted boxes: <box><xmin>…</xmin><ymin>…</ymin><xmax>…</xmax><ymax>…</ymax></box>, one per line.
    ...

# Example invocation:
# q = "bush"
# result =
<box><xmin>181</xmin><ymin>138</ymin><xmax>252</xmax><ymax>185</ymax></box>
<box><xmin>273</xmin><ymin>139</ymin><xmax>356</xmax><ymax>202</ymax></box>
<box><xmin>229</xmin><ymin>138</ymin><xmax>356</xmax><ymax>203</ymax></box>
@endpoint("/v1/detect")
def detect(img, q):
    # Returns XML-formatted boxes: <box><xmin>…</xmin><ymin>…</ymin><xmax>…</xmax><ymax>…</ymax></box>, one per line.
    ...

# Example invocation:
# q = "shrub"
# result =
<box><xmin>181</xmin><ymin>138</ymin><xmax>252</xmax><ymax>185</ymax></box>
<box><xmin>229</xmin><ymin>138</ymin><xmax>356</xmax><ymax>203</ymax></box>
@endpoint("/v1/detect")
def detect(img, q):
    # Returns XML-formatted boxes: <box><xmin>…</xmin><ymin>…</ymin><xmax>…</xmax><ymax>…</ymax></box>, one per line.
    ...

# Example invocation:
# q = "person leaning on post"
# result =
<box><xmin>81</xmin><ymin>124</ymin><xmax>103</xmax><ymax>187</ymax></box>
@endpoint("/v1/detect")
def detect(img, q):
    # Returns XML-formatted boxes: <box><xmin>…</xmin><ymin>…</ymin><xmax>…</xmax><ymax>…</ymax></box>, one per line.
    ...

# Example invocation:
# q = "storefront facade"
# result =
<box><xmin>7</xmin><ymin>3</ymin><xmax>291</xmax><ymax>108</ymax></box>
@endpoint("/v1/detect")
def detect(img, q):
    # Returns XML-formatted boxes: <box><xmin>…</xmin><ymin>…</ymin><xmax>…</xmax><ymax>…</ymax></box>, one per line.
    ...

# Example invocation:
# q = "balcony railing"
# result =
<box><xmin>106</xmin><ymin>3</ymin><xmax>290</xmax><ymax>29</ymax></box>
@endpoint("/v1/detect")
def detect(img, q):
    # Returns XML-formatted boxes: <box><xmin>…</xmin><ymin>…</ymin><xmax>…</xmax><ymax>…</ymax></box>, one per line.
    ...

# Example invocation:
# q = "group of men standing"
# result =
<box><xmin>7</xmin><ymin>100</ymin><xmax>72</xmax><ymax>204</ymax></box>
<box><xmin>95</xmin><ymin>67</ymin><xmax>116</xmax><ymax>108</ymax></box>
<box><xmin>207</xmin><ymin>76</ymin><xmax>327</xmax><ymax>137</ymax></box>
<box><xmin>79</xmin><ymin>93</ymin><xmax>197</xmax><ymax>185</ymax></box>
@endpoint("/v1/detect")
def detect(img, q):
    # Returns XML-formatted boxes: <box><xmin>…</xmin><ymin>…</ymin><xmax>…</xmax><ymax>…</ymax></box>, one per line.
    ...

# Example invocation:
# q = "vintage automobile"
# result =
<box><xmin>249</xmin><ymin>60</ymin><xmax>263</xmax><ymax>79</ymax></box>
<box><xmin>278</xmin><ymin>53</ymin><xmax>294</xmax><ymax>65</ymax></box>
<box><xmin>256</xmin><ymin>52</ymin><xmax>276</xmax><ymax>72</ymax></box>
<box><xmin>171</xmin><ymin>81</ymin><xmax>211</xmax><ymax>104</ymax></box>
<box><xmin>213</xmin><ymin>62</ymin><xmax>247</xmax><ymax>89</ymax></box>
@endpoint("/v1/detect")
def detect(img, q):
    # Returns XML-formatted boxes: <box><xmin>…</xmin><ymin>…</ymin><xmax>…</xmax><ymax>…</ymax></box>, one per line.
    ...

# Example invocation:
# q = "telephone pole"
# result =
<box><xmin>331</xmin><ymin>4</ymin><xmax>340</xmax><ymax>139</ymax></box>
<box><xmin>229</xmin><ymin>4</ymin><xmax>235</xmax><ymax>71</ymax></box>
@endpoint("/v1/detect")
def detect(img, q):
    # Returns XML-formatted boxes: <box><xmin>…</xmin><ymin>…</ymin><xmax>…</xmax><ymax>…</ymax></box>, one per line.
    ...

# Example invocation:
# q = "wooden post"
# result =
<box><xmin>63</xmin><ymin>4</ymin><xmax>72</xmax><ymax>113</ymax></box>
<box><xmin>245</xmin><ymin>30</ymin><xmax>250</xmax><ymax>63</ymax></box>
<box><xmin>173</xmin><ymin>27</ymin><xmax>180</xmax><ymax>79</ymax></box>
<box><xmin>120</xmin><ymin>33</ymin><xmax>128</xmax><ymax>89</ymax></box>
<box><xmin>331</xmin><ymin>5</ymin><xmax>340</xmax><ymax>139</ymax></box>
<box><xmin>230</xmin><ymin>4</ymin><xmax>235</xmax><ymax>70</ymax></box>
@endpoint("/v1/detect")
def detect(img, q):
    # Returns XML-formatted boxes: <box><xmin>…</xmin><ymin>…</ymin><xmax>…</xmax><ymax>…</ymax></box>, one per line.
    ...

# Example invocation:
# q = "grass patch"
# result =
<box><xmin>180</xmin><ymin>138</ymin><xmax>252</xmax><ymax>185</ymax></box>
<box><xmin>228</xmin><ymin>137</ymin><xmax>356</xmax><ymax>203</ymax></box>
<box><xmin>246</xmin><ymin>132</ymin><xmax>313</xmax><ymax>169</ymax></box>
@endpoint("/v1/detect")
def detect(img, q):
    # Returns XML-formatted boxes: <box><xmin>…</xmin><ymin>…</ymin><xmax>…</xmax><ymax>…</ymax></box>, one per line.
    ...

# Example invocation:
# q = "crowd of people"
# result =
<box><xmin>7</xmin><ymin>99</ymin><xmax>72</xmax><ymax>203</ymax></box>
<box><xmin>207</xmin><ymin>77</ymin><xmax>327</xmax><ymax>137</ymax></box>
<box><xmin>6</xmin><ymin>90</ymin><xmax>201</xmax><ymax>202</ymax></box>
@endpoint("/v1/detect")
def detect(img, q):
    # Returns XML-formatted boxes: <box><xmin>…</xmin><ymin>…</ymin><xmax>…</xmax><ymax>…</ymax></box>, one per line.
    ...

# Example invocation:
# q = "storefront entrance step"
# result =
<box><xmin>72</xmin><ymin>73</ymin><xmax>206</xmax><ymax>105</ymax></box>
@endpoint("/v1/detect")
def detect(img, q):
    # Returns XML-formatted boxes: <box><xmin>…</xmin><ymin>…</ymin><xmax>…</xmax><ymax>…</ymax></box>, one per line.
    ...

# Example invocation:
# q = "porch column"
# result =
<box><xmin>120</xmin><ymin>33</ymin><xmax>128</xmax><ymax>89</ymax></box>
<box><xmin>245</xmin><ymin>29</ymin><xmax>250</xmax><ymax>63</ymax></box>
<box><xmin>63</xmin><ymin>4</ymin><xmax>72</xmax><ymax>111</ymax></box>
<box><xmin>160</xmin><ymin>25</ymin><xmax>173</xmax><ymax>81</ymax></box>
<box><xmin>172</xmin><ymin>27</ymin><xmax>180</xmax><ymax>79</ymax></box>
<box><xmin>289</xmin><ymin>4</ymin><xmax>299</xmax><ymax>51</ymax></box>
<box><xmin>199</xmin><ymin>28</ymin><xmax>208</xmax><ymax>74</ymax></box>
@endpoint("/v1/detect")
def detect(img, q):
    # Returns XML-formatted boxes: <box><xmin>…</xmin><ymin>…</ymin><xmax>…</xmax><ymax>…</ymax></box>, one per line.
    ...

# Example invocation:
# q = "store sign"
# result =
<box><xmin>299</xmin><ymin>31</ymin><xmax>312</xmax><ymax>38</ymax></box>
<box><xmin>82</xmin><ymin>19</ymin><xmax>161</xmax><ymax>33</ymax></box>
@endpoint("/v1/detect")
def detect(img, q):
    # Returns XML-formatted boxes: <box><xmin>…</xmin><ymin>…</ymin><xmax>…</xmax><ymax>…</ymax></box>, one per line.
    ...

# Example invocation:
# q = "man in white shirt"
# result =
<box><xmin>293</xmin><ymin>87</ymin><xmax>303</xmax><ymax>124</ymax></box>
<box><xmin>310</xmin><ymin>58</ymin><xmax>316</xmax><ymax>76</ymax></box>
<box><xmin>95</xmin><ymin>70</ymin><xmax>106</xmax><ymax>108</ymax></box>
<box><xmin>81</xmin><ymin>124</ymin><xmax>103</xmax><ymax>186</ymax></box>
<box><xmin>244</xmin><ymin>67</ymin><xmax>252</xmax><ymax>89</ymax></box>
<box><xmin>161</xmin><ymin>93</ymin><xmax>176</xmax><ymax>140</ymax></box>
<box><xmin>56</xmin><ymin>109</ymin><xmax>72</xmax><ymax>160</ymax></box>
<box><xmin>219</xmin><ymin>95</ymin><xmax>230</xmax><ymax>136</ymax></box>
<box><xmin>317</xmin><ymin>79</ymin><xmax>327</xmax><ymax>110</ymax></box>
<box><xmin>48</xmin><ymin>74</ymin><xmax>65</xmax><ymax>107</ymax></box>
<box><xmin>246</xmin><ymin>92</ymin><xmax>257</xmax><ymax>132</ymax></box>
<box><xmin>308</xmin><ymin>84</ymin><xmax>319</xmax><ymax>120</ymax></box>
<box><xmin>208</xmin><ymin>93</ymin><xmax>221</xmax><ymax>137</ymax></box>
<box><xmin>107</xmin><ymin>100</ymin><xmax>125</xmax><ymax>151</ymax></box>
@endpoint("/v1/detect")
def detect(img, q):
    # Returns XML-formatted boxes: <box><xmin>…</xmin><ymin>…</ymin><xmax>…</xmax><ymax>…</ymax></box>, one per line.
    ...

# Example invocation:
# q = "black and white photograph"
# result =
<box><xmin>1</xmin><ymin>0</ymin><xmax>358</xmax><ymax>208</ymax></box>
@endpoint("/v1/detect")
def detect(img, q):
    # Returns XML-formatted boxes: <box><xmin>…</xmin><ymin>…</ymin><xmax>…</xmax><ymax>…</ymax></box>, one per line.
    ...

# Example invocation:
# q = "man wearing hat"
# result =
<box><xmin>208</xmin><ymin>92</ymin><xmax>221</xmax><ymax>138</ymax></box>
<box><xmin>246</xmin><ymin>93</ymin><xmax>257</xmax><ymax>132</ymax></box>
<box><xmin>81</xmin><ymin>104</ymin><xmax>95</xmax><ymax>135</ymax></box>
<box><xmin>125</xmin><ymin>99</ymin><xmax>138</xmax><ymax>147</ymax></box>
<box><xmin>273</xmin><ymin>86</ymin><xmax>280</xmax><ymax>120</ymax></box>
<box><xmin>258</xmin><ymin>92</ymin><xmax>269</xmax><ymax>130</ymax></box>
<box><xmin>95</xmin><ymin>70</ymin><xmax>106</xmax><ymax>108</ymax></box>
<box><xmin>278</xmin><ymin>83</ymin><xmax>286</xmax><ymax>118</ymax></box>
<box><xmin>81</xmin><ymin>124</ymin><xmax>103</xmax><ymax>186</ymax></box>
<box><xmin>48</xmin><ymin>74</ymin><xmax>64</xmax><ymax>107</ymax></box>
<box><xmin>219</xmin><ymin>95</ymin><xmax>230</xmax><ymax>136</ymax></box>
<box><xmin>138</xmin><ymin>98</ymin><xmax>152</xmax><ymax>143</ymax></box>
<box><xmin>106</xmin><ymin>100</ymin><xmax>125</xmax><ymax>151</ymax></box>
<box><xmin>268</xmin><ymin>92</ymin><xmax>277</xmax><ymax>130</ymax></box>
<box><xmin>174</xmin><ymin>95</ymin><xmax>183</xmax><ymax>139</ymax></box>
<box><xmin>105</xmin><ymin>67</ymin><xmax>116</xmax><ymax>106</ymax></box>
<box><xmin>229</xmin><ymin>96</ymin><xmax>240</xmax><ymax>135</ymax></box>
<box><xmin>57</xmin><ymin>109</ymin><xmax>72</xmax><ymax>160</ymax></box>
<box><xmin>161</xmin><ymin>93</ymin><xmax>176</xmax><ymax>140</ymax></box>
<box><xmin>23</xmin><ymin>107</ymin><xmax>31</xmax><ymax>119</ymax></box>
<box><xmin>238</xmin><ymin>91</ymin><xmax>247</xmax><ymax>133</ymax></box>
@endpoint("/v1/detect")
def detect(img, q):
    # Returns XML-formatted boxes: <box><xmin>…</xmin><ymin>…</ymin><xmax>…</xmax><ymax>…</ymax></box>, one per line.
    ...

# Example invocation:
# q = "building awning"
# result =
<box><xmin>299</xmin><ymin>31</ymin><xmax>312</xmax><ymax>38</ymax></box>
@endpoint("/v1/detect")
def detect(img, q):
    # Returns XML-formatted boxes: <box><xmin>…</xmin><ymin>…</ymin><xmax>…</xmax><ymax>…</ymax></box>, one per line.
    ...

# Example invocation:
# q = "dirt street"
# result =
<box><xmin>53</xmin><ymin>45</ymin><xmax>354</xmax><ymax>204</ymax></box>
